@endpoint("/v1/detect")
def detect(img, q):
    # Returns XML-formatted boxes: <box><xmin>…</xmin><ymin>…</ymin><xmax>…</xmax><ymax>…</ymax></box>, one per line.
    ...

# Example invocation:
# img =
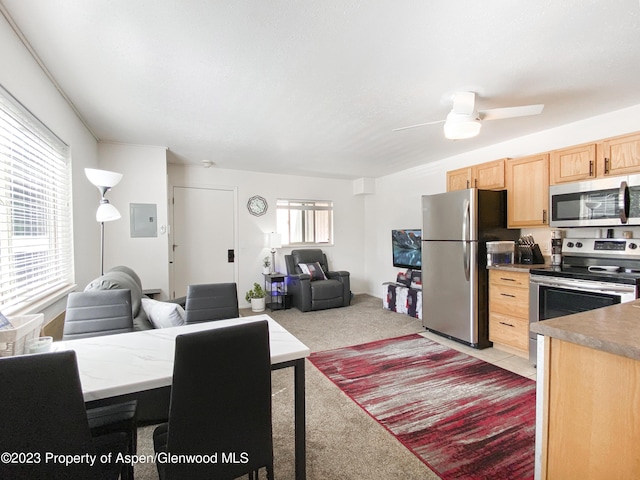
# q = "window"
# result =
<box><xmin>0</xmin><ymin>84</ymin><xmax>73</xmax><ymax>315</ymax></box>
<box><xmin>276</xmin><ymin>199</ymin><xmax>333</xmax><ymax>245</ymax></box>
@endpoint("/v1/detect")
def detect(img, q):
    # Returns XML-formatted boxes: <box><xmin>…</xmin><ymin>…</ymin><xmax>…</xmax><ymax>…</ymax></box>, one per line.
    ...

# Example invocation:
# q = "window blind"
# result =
<box><xmin>0</xmin><ymin>84</ymin><xmax>73</xmax><ymax>315</ymax></box>
<box><xmin>276</xmin><ymin>199</ymin><xmax>333</xmax><ymax>245</ymax></box>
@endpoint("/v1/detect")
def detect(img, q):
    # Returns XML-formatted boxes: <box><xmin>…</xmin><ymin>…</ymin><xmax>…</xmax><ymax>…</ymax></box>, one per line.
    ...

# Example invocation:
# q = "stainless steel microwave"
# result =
<box><xmin>549</xmin><ymin>174</ymin><xmax>640</xmax><ymax>227</ymax></box>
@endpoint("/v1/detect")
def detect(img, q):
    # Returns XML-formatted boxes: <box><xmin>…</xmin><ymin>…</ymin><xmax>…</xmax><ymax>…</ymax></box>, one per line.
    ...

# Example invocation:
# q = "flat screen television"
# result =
<box><xmin>392</xmin><ymin>229</ymin><xmax>422</xmax><ymax>270</ymax></box>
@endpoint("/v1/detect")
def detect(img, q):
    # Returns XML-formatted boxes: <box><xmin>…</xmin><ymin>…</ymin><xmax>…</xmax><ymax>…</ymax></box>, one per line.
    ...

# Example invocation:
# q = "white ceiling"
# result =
<box><xmin>3</xmin><ymin>0</ymin><xmax>640</xmax><ymax>179</ymax></box>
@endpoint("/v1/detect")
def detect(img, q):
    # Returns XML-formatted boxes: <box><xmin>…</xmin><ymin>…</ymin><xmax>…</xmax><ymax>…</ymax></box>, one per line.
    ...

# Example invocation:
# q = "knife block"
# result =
<box><xmin>518</xmin><ymin>244</ymin><xmax>545</xmax><ymax>264</ymax></box>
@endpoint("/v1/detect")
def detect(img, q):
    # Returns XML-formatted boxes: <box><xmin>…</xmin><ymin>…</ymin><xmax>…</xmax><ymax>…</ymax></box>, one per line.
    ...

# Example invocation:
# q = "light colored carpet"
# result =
<box><xmin>133</xmin><ymin>294</ymin><xmax>441</xmax><ymax>479</ymax></box>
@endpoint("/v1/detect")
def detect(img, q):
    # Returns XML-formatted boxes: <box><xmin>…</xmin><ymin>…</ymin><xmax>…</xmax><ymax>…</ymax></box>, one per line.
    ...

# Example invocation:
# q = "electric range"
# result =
<box><xmin>528</xmin><ymin>237</ymin><xmax>640</xmax><ymax>364</ymax></box>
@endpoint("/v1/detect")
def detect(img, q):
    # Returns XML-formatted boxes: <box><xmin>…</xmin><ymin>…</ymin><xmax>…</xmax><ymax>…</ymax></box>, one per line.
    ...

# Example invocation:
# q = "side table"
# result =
<box><xmin>263</xmin><ymin>273</ymin><xmax>289</xmax><ymax>311</ymax></box>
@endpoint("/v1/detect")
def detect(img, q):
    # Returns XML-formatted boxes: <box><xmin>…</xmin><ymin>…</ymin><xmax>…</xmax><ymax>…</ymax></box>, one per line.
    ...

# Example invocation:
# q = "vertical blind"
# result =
<box><xmin>0</xmin><ymin>84</ymin><xmax>73</xmax><ymax>315</ymax></box>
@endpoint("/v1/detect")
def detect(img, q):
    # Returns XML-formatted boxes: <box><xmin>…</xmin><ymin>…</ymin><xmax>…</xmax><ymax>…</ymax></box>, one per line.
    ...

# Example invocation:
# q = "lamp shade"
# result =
<box><xmin>96</xmin><ymin>202</ymin><xmax>121</xmax><ymax>222</ymax></box>
<box><xmin>85</xmin><ymin>168</ymin><xmax>123</xmax><ymax>188</ymax></box>
<box><xmin>268</xmin><ymin>232</ymin><xmax>282</xmax><ymax>249</ymax></box>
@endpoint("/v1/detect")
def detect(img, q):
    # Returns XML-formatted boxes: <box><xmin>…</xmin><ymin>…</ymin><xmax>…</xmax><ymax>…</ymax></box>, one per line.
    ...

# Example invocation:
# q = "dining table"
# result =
<box><xmin>56</xmin><ymin>314</ymin><xmax>311</xmax><ymax>480</ymax></box>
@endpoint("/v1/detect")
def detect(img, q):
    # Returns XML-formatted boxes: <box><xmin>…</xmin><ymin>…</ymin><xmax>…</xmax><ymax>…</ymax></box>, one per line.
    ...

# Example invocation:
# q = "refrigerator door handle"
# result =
<box><xmin>462</xmin><ymin>199</ymin><xmax>470</xmax><ymax>281</ymax></box>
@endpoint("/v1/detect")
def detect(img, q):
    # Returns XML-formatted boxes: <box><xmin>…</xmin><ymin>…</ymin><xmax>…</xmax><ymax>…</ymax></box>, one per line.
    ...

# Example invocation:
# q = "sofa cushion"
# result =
<box><xmin>310</xmin><ymin>279</ymin><xmax>343</xmax><ymax>300</ymax></box>
<box><xmin>141</xmin><ymin>298</ymin><xmax>185</xmax><ymax>328</ymax></box>
<box><xmin>298</xmin><ymin>262</ymin><xmax>327</xmax><ymax>281</ymax></box>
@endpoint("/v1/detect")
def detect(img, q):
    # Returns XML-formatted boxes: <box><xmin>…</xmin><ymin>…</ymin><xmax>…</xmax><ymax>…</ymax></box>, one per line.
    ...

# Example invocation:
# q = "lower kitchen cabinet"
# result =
<box><xmin>488</xmin><ymin>269</ymin><xmax>529</xmax><ymax>358</ymax></box>
<box><xmin>539</xmin><ymin>337</ymin><xmax>640</xmax><ymax>479</ymax></box>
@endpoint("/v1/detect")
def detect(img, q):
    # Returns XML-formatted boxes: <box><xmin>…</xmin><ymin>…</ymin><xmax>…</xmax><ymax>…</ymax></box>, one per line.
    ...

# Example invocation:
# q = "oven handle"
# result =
<box><xmin>530</xmin><ymin>275</ymin><xmax>636</xmax><ymax>295</ymax></box>
<box><xmin>619</xmin><ymin>180</ymin><xmax>630</xmax><ymax>224</ymax></box>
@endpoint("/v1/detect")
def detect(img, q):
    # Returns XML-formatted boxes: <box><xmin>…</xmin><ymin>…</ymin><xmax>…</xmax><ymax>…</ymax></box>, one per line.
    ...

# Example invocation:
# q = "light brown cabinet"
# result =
<box><xmin>551</xmin><ymin>132</ymin><xmax>640</xmax><ymax>184</ymax></box>
<box><xmin>446</xmin><ymin>159</ymin><xmax>505</xmax><ymax>191</ymax></box>
<box><xmin>488</xmin><ymin>269</ymin><xmax>529</xmax><ymax>358</ymax></box>
<box><xmin>540</xmin><ymin>337</ymin><xmax>640</xmax><ymax>479</ymax></box>
<box><xmin>598</xmin><ymin>131</ymin><xmax>640</xmax><ymax>177</ymax></box>
<box><xmin>447</xmin><ymin>167</ymin><xmax>472</xmax><ymax>191</ymax></box>
<box><xmin>549</xmin><ymin>142</ymin><xmax>597</xmax><ymax>184</ymax></box>
<box><xmin>505</xmin><ymin>154</ymin><xmax>549</xmax><ymax>228</ymax></box>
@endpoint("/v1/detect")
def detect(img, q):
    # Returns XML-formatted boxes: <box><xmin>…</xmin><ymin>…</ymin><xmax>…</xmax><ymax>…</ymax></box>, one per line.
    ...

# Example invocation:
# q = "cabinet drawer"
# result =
<box><xmin>489</xmin><ymin>269</ymin><xmax>529</xmax><ymax>288</ymax></box>
<box><xmin>490</xmin><ymin>284</ymin><xmax>529</xmax><ymax>318</ymax></box>
<box><xmin>489</xmin><ymin>312</ymin><xmax>529</xmax><ymax>351</ymax></box>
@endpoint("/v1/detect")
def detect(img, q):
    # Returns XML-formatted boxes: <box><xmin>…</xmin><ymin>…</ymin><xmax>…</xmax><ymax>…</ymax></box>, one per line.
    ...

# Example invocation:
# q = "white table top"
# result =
<box><xmin>56</xmin><ymin>314</ymin><xmax>311</xmax><ymax>402</ymax></box>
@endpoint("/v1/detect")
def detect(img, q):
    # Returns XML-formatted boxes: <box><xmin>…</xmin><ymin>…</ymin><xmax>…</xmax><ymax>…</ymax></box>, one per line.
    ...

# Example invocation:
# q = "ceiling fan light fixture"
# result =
<box><xmin>443</xmin><ymin>112</ymin><xmax>481</xmax><ymax>140</ymax></box>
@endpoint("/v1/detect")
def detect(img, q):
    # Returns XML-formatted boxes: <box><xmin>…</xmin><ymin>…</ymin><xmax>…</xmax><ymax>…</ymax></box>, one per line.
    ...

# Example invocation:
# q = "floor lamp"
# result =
<box><xmin>85</xmin><ymin>168</ymin><xmax>123</xmax><ymax>275</ymax></box>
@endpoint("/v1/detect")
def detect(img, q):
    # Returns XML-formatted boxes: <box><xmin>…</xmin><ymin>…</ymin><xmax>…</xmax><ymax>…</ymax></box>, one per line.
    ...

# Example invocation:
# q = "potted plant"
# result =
<box><xmin>245</xmin><ymin>282</ymin><xmax>266</xmax><ymax>312</ymax></box>
<box><xmin>262</xmin><ymin>256</ymin><xmax>271</xmax><ymax>275</ymax></box>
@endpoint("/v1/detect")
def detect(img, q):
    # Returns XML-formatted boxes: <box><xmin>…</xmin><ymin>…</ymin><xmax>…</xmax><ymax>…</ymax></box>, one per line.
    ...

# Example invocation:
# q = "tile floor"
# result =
<box><xmin>419</xmin><ymin>330</ymin><xmax>538</xmax><ymax>381</ymax></box>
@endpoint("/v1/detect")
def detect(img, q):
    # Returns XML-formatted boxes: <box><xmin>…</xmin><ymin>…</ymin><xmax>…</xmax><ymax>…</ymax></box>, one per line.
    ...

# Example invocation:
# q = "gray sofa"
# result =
<box><xmin>84</xmin><ymin>265</ymin><xmax>185</xmax><ymax>331</ymax></box>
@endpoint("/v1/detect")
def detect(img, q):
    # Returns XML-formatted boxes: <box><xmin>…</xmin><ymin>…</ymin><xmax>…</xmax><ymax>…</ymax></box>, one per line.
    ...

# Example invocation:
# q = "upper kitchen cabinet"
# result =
<box><xmin>549</xmin><ymin>143</ymin><xmax>597</xmax><ymax>185</ymax></box>
<box><xmin>505</xmin><ymin>154</ymin><xmax>549</xmax><ymax>228</ymax></box>
<box><xmin>446</xmin><ymin>159</ymin><xmax>505</xmax><ymax>191</ymax></box>
<box><xmin>447</xmin><ymin>167</ymin><xmax>472</xmax><ymax>191</ymax></box>
<box><xmin>598</xmin><ymin>131</ymin><xmax>640</xmax><ymax>177</ymax></box>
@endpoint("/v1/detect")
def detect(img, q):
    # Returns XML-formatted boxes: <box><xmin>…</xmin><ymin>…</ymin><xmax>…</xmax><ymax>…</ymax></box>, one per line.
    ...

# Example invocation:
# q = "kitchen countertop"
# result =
<box><xmin>530</xmin><ymin>299</ymin><xmax>640</xmax><ymax>361</ymax></box>
<box><xmin>488</xmin><ymin>263</ymin><xmax>548</xmax><ymax>272</ymax></box>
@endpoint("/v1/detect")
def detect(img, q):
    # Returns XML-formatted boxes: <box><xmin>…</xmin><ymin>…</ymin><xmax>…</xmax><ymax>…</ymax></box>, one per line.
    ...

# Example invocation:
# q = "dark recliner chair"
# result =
<box><xmin>284</xmin><ymin>249</ymin><xmax>351</xmax><ymax>312</ymax></box>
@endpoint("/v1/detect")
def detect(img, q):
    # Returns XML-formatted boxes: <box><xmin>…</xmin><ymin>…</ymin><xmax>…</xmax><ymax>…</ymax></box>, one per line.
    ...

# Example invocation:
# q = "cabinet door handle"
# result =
<box><xmin>589</xmin><ymin>160</ymin><xmax>594</xmax><ymax>176</ymax></box>
<box><xmin>466</xmin><ymin>180</ymin><xmax>470</xmax><ymax>188</ymax></box>
<box><xmin>499</xmin><ymin>277</ymin><xmax>516</xmax><ymax>282</ymax></box>
<box><xmin>500</xmin><ymin>293</ymin><xmax>516</xmax><ymax>298</ymax></box>
<box><xmin>499</xmin><ymin>321</ymin><xmax>515</xmax><ymax>327</ymax></box>
<box><xmin>604</xmin><ymin>157</ymin><xmax>610</xmax><ymax>174</ymax></box>
<box><xmin>543</xmin><ymin>209</ymin><xmax>547</xmax><ymax>223</ymax></box>
<box><xmin>474</xmin><ymin>178</ymin><xmax>478</xmax><ymax>188</ymax></box>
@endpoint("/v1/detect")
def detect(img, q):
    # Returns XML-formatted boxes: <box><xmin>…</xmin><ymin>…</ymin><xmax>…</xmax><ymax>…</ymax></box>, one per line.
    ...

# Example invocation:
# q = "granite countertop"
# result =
<box><xmin>530</xmin><ymin>299</ymin><xmax>640</xmax><ymax>361</ymax></box>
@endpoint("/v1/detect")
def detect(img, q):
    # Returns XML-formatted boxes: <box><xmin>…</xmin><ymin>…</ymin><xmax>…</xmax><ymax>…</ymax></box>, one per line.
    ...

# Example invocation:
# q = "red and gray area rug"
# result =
<box><xmin>309</xmin><ymin>334</ymin><xmax>536</xmax><ymax>480</ymax></box>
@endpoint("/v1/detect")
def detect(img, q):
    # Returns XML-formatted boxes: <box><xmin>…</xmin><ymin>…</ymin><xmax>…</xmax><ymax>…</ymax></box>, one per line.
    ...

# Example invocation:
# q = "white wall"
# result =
<box><xmin>5</xmin><ymin>8</ymin><xmax>640</xmax><ymax>317</ymax></box>
<box><xmin>98</xmin><ymin>143</ymin><xmax>170</xmax><ymax>297</ymax></box>
<box><xmin>365</xmin><ymin>104</ymin><xmax>640</xmax><ymax>298</ymax></box>
<box><xmin>0</xmin><ymin>12</ymin><xmax>100</xmax><ymax>321</ymax></box>
<box><xmin>168</xmin><ymin>164</ymin><xmax>366</xmax><ymax>307</ymax></box>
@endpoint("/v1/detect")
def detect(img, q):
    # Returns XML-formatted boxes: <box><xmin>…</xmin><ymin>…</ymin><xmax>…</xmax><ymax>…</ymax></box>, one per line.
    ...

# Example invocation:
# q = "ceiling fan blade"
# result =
<box><xmin>480</xmin><ymin>104</ymin><xmax>544</xmax><ymax>121</ymax></box>
<box><xmin>451</xmin><ymin>91</ymin><xmax>476</xmax><ymax>115</ymax></box>
<box><xmin>392</xmin><ymin>119</ymin><xmax>445</xmax><ymax>132</ymax></box>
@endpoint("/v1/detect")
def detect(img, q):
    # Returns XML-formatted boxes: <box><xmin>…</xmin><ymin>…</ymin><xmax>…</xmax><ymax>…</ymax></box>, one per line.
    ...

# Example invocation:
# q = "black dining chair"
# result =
<box><xmin>63</xmin><ymin>289</ymin><xmax>134</xmax><ymax>339</ymax></box>
<box><xmin>153</xmin><ymin>320</ymin><xmax>274</xmax><ymax>480</ymax></box>
<box><xmin>63</xmin><ymin>288</ymin><xmax>138</xmax><ymax>480</ymax></box>
<box><xmin>184</xmin><ymin>282</ymin><xmax>240</xmax><ymax>324</ymax></box>
<box><xmin>0</xmin><ymin>350</ymin><xmax>129</xmax><ymax>480</ymax></box>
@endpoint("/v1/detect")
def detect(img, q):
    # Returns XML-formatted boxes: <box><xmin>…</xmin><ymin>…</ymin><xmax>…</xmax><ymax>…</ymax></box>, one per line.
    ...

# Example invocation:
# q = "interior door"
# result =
<box><xmin>172</xmin><ymin>186</ymin><xmax>235</xmax><ymax>298</ymax></box>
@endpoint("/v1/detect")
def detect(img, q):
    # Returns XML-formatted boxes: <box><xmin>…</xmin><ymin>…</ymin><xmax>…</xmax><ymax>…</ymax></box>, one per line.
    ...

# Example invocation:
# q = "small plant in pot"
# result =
<box><xmin>245</xmin><ymin>282</ymin><xmax>266</xmax><ymax>312</ymax></box>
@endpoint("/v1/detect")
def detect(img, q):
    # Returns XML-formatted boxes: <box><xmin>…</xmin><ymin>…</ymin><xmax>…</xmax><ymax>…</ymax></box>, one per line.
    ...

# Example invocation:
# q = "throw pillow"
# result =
<box><xmin>396</xmin><ymin>269</ymin><xmax>412</xmax><ymax>286</ymax></box>
<box><xmin>298</xmin><ymin>262</ymin><xmax>327</xmax><ymax>281</ymax></box>
<box><xmin>141</xmin><ymin>297</ymin><xmax>186</xmax><ymax>328</ymax></box>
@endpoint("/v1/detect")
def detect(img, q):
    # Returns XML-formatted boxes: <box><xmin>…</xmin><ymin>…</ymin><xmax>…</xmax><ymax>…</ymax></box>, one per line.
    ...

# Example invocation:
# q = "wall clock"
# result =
<box><xmin>247</xmin><ymin>195</ymin><xmax>268</xmax><ymax>216</ymax></box>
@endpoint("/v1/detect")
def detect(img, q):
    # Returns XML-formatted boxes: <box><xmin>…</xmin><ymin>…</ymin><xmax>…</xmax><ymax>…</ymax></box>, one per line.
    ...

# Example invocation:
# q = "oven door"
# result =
<box><xmin>528</xmin><ymin>275</ymin><xmax>636</xmax><ymax>364</ymax></box>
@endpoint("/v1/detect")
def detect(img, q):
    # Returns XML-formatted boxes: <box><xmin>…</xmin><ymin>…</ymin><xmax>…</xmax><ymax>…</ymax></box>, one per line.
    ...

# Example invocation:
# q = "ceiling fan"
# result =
<box><xmin>394</xmin><ymin>91</ymin><xmax>544</xmax><ymax>140</ymax></box>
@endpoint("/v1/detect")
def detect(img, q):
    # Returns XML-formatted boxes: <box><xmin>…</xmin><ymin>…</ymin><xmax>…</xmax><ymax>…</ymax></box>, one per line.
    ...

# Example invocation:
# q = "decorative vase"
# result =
<box><xmin>262</xmin><ymin>266</ymin><xmax>270</xmax><ymax>275</ymax></box>
<box><xmin>251</xmin><ymin>297</ymin><xmax>266</xmax><ymax>312</ymax></box>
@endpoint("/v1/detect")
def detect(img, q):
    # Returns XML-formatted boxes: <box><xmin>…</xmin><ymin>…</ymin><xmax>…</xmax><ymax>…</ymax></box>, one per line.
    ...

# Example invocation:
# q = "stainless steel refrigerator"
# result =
<box><xmin>421</xmin><ymin>189</ymin><xmax>518</xmax><ymax>348</ymax></box>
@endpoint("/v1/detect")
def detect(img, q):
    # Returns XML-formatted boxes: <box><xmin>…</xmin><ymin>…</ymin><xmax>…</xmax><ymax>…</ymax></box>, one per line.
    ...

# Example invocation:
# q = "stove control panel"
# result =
<box><xmin>562</xmin><ymin>238</ymin><xmax>640</xmax><ymax>257</ymax></box>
